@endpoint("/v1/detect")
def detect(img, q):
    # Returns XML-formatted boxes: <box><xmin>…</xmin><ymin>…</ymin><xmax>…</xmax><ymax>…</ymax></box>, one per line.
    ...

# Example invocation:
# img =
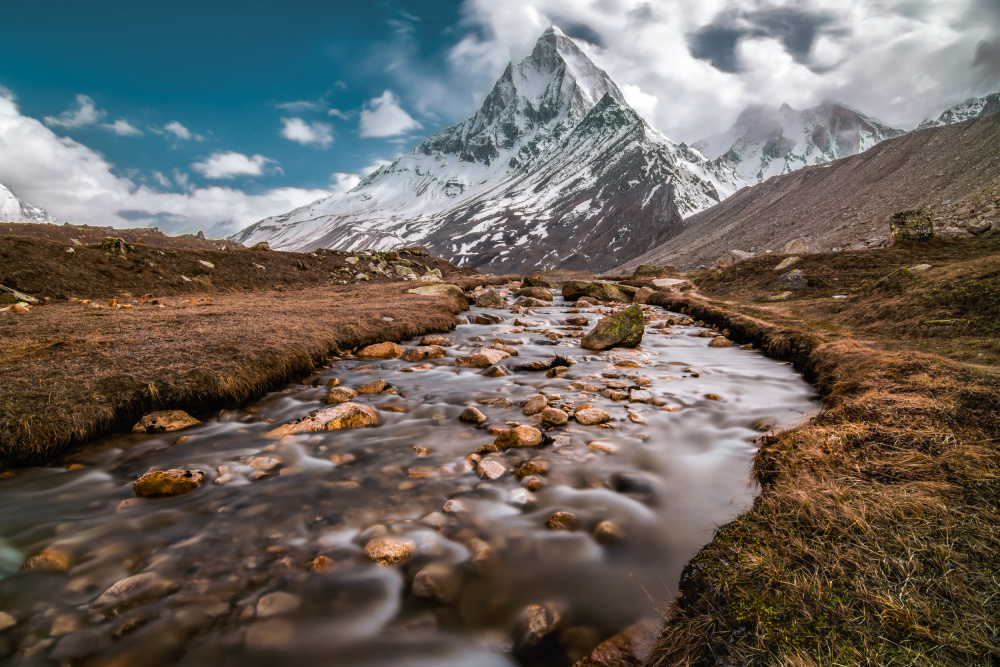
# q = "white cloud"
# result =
<box><xmin>44</xmin><ymin>94</ymin><xmax>105</xmax><ymax>129</ymax></box>
<box><xmin>444</xmin><ymin>0</ymin><xmax>997</xmax><ymax>140</ymax></box>
<box><xmin>280</xmin><ymin>117</ymin><xmax>334</xmax><ymax>148</ymax></box>
<box><xmin>164</xmin><ymin>121</ymin><xmax>193</xmax><ymax>140</ymax></box>
<box><xmin>359</xmin><ymin>90</ymin><xmax>422</xmax><ymax>138</ymax></box>
<box><xmin>330</xmin><ymin>172</ymin><xmax>362</xmax><ymax>192</ymax></box>
<box><xmin>0</xmin><ymin>90</ymin><xmax>329</xmax><ymax>236</ymax></box>
<box><xmin>191</xmin><ymin>151</ymin><xmax>276</xmax><ymax>179</ymax></box>
<box><xmin>276</xmin><ymin>100</ymin><xmax>323</xmax><ymax>112</ymax></box>
<box><xmin>103</xmin><ymin>119</ymin><xmax>143</xmax><ymax>136</ymax></box>
<box><xmin>328</xmin><ymin>108</ymin><xmax>351</xmax><ymax>120</ymax></box>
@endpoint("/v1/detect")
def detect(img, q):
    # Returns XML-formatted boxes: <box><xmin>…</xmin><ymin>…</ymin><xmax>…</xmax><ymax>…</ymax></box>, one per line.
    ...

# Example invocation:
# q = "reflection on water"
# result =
<box><xmin>0</xmin><ymin>290</ymin><xmax>818</xmax><ymax>666</ymax></box>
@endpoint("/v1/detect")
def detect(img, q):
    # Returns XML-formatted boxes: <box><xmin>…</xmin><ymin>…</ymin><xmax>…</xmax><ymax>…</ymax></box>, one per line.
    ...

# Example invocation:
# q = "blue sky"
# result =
<box><xmin>0</xmin><ymin>0</ymin><xmax>995</xmax><ymax>235</ymax></box>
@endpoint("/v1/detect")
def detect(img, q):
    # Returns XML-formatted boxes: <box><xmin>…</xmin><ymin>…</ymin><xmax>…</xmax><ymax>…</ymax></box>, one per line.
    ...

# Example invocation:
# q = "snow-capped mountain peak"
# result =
<box><xmin>918</xmin><ymin>92</ymin><xmax>1000</xmax><ymax>129</ymax></box>
<box><xmin>231</xmin><ymin>27</ymin><xmax>740</xmax><ymax>273</ymax></box>
<box><xmin>694</xmin><ymin>100</ymin><xmax>904</xmax><ymax>184</ymax></box>
<box><xmin>0</xmin><ymin>183</ymin><xmax>54</xmax><ymax>223</ymax></box>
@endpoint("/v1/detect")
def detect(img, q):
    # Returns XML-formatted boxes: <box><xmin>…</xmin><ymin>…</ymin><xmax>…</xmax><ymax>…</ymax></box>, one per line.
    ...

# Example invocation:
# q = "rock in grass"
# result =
<box><xmin>132</xmin><ymin>410</ymin><xmax>201</xmax><ymax>433</ymax></box>
<box><xmin>357</xmin><ymin>342</ymin><xmax>404</xmax><ymax>359</ymax></box>
<box><xmin>403</xmin><ymin>345</ymin><xmax>447</xmax><ymax>362</ymax></box>
<box><xmin>494</xmin><ymin>426</ymin><xmax>544</xmax><ymax>449</ymax></box>
<box><xmin>364</xmin><ymin>538</ymin><xmax>416</xmax><ymax>566</ymax></box>
<box><xmin>475</xmin><ymin>290</ymin><xmax>507</xmax><ymax>308</ymax></box>
<box><xmin>775</xmin><ymin>269</ymin><xmax>807</xmax><ymax>290</ymax></box>
<box><xmin>582</xmin><ymin>304</ymin><xmax>644</xmax><ymax>350</ymax></box>
<box><xmin>268</xmin><ymin>403</ymin><xmax>378</xmax><ymax>437</ymax></box>
<box><xmin>407</xmin><ymin>284</ymin><xmax>467</xmax><ymax>302</ymax></box>
<box><xmin>890</xmin><ymin>209</ymin><xmax>934</xmax><ymax>242</ymax></box>
<box><xmin>133</xmin><ymin>469</ymin><xmax>204</xmax><ymax>497</ymax></box>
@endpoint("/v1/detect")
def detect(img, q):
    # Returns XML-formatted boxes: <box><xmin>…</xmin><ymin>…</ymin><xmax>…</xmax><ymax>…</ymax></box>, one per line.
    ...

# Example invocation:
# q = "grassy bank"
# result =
<box><xmin>644</xmin><ymin>235</ymin><xmax>1000</xmax><ymax>665</ymax></box>
<box><xmin>0</xmin><ymin>282</ymin><xmax>471</xmax><ymax>470</ymax></box>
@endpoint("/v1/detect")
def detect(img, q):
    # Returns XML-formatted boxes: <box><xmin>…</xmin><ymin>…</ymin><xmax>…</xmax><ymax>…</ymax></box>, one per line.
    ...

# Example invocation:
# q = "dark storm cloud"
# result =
<box><xmin>688</xmin><ymin>8</ymin><xmax>840</xmax><ymax>73</ymax></box>
<box><xmin>554</xmin><ymin>20</ymin><xmax>605</xmax><ymax>46</ymax></box>
<box><xmin>973</xmin><ymin>39</ymin><xmax>1000</xmax><ymax>79</ymax></box>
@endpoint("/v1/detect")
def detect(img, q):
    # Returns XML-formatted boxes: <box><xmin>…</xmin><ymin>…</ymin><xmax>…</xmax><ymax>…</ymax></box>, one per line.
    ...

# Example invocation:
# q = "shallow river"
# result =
<box><xmin>0</xmin><ymin>289</ymin><xmax>818</xmax><ymax>666</ymax></box>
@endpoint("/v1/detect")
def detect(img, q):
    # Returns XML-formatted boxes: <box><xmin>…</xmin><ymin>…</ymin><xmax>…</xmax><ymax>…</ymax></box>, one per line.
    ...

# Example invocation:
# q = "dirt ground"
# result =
<box><xmin>643</xmin><ymin>234</ymin><xmax>1000</xmax><ymax>666</ymax></box>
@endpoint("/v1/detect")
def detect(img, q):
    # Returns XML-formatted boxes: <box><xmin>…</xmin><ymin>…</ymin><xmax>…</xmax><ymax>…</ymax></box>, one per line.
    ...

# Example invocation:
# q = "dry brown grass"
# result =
<box><xmin>0</xmin><ymin>283</ymin><xmax>468</xmax><ymax>469</ymax></box>
<box><xmin>645</xmin><ymin>245</ymin><xmax>1000</xmax><ymax>665</ymax></box>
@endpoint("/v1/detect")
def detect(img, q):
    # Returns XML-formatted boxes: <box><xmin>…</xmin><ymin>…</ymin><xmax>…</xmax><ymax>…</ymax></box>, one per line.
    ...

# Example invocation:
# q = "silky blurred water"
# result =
<box><xmin>0</xmin><ymin>292</ymin><xmax>819</xmax><ymax>666</ymax></box>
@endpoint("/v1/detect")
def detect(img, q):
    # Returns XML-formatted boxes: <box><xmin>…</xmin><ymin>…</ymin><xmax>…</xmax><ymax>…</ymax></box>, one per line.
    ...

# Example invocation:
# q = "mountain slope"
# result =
<box><xmin>617</xmin><ymin>114</ymin><xmax>1000</xmax><ymax>272</ymax></box>
<box><xmin>232</xmin><ymin>27</ymin><xmax>741</xmax><ymax>274</ymax></box>
<box><xmin>0</xmin><ymin>183</ymin><xmax>54</xmax><ymax>223</ymax></box>
<box><xmin>694</xmin><ymin>101</ymin><xmax>904</xmax><ymax>184</ymax></box>
<box><xmin>918</xmin><ymin>91</ymin><xmax>1000</xmax><ymax>129</ymax></box>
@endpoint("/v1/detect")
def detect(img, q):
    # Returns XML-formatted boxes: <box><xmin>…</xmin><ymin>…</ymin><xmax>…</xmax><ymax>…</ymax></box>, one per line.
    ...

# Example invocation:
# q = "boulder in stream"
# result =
<box><xmin>268</xmin><ymin>402</ymin><xmax>378</xmax><ymax>437</ymax></box>
<box><xmin>403</xmin><ymin>345</ymin><xmax>447</xmax><ymax>362</ymax></box>
<box><xmin>133</xmin><ymin>469</ymin><xmax>204</xmax><ymax>497</ymax></box>
<box><xmin>581</xmin><ymin>305</ymin><xmax>644</xmax><ymax>350</ymax></box>
<box><xmin>475</xmin><ymin>290</ymin><xmax>507</xmax><ymax>308</ymax></box>
<box><xmin>357</xmin><ymin>342</ymin><xmax>404</xmax><ymax>359</ymax></box>
<box><xmin>494</xmin><ymin>426</ymin><xmax>544</xmax><ymax>449</ymax></box>
<box><xmin>561</xmin><ymin>281</ymin><xmax>631</xmax><ymax>303</ymax></box>
<box><xmin>456</xmin><ymin>348</ymin><xmax>510</xmax><ymax>368</ymax></box>
<box><xmin>132</xmin><ymin>410</ymin><xmax>201</xmax><ymax>433</ymax></box>
<box><xmin>364</xmin><ymin>538</ymin><xmax>416</xmax><ymax>566</ymax></box>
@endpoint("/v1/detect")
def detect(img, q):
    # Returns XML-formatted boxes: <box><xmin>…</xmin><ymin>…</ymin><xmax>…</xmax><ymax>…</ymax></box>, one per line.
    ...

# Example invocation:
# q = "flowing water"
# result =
<box><xmin>0</xmin><ymin>291</ymin><xmax>819</xmax><ymax>666</ymax></box>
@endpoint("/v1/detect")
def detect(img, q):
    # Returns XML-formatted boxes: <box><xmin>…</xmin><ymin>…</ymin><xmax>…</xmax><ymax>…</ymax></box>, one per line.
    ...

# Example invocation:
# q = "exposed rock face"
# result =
<box><xmin>890</xmin><ymin>210</ymin><xmax>934</xmax><ymax>242</ymax></box>
<box><xmin>582</xmin><ymin>305</ymin><xmax>644</xmax><ymax>350</ymax></box>
<box><xmin>268</xmin><ymin>403</ymin><xmax>378</xmax><ymax>437</ymax></box>
<box><xmin>133</xmin><ymin>469</ymin><xmax>204</xmax><ymax>497</ymax></box>
<box><xmin>132</xmin><ymin>410</ymin><xmax>201</xmax><ymax>433</ymax></box>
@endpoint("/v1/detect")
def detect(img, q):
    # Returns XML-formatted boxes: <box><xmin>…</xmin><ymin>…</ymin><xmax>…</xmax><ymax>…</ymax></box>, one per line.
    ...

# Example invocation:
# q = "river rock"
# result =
<box><xmin>515</xmin><ymin>286</ymin><xmax>553</xmax><ymax>301</ymax></box>
<box><xmin>132</xmin><ymin>410</ymin><xmax>201</xmax><ymax>433</ymax></box>
<box><xmin>540</xmin><ymin>407</ymin><xmax>568</xmax><ymax>426</ymax></box>
<box><xmin>412</xmin><ymin>564</ymin><xmax>462</xmax><ymax>603</ymax></box>
<box><xmin>0</xmin><ymin>611</ymin><xmax>16</xmax><ymax>631</ymax></box>
<box><xmin>566</xmin><ymin>315</ymin><xmax>589</xmax><ymax>326</ymax></box>
<box><xmin>268</xmin><ymin>403</ymin><xmax>378</xmax><ymax>437</ymax></box>
<box><xmin>581</xmin><ymin>305</ymin><xmax>644</xmax><ymax>350</ymax></box>
<box><xmin>576</xmin><ymin>408</ymin><xmax>612</xmax><ymax>426</ymax></box>
<box><xmin>477</xmin><ymin>459</ymin><xmax>507</xmax><ymax>480</ymax></box>
<box><xmin>514</xmin><ymin>296</ymin><xmax>551</xmax><ymax>308</ymax></box>
<box><xmin>476</xmin><ymin>290</ymin><xmax>507</xmax><ymax>308</ymax></box>
<box><xmin>95</xmin><ymin>572</ymin><xmax>173</xmax><ymax>607</ymax></box>
<box><xmin>494</xmin><ymin>426</ymin><xmax>544</xmax><ymax>449</ymax></box>
<box><xmin>522</xmin><ymin>475</ymin><xmax>545</xmax><ymax>491</ymax></box>
<box><xmin>522</xmin><ymin>394</ymin><xmax>548</xmax><ymax>416</ymax></box>
<box><xmin>460</xmin><ymin>406</ymin><xmax>487</xmax><ymax>424</ymax></box>
<box><xmin>403</xmin><ymin>345</ymin><xmax>447</xmax><ymax>362</ymax></box>
<box><xmin>574</xmin><ymin>618</ymin><xmax>658</xmax><ymax>667</ymax></box>
<box><xmin>593</xmin><ymin>520</ymin><xmax>625</xmax><ymax>544</ymax></box>
<box><xmin>562</xmin><ymin>281</ymin><xmax>630</xmax><ymax>303</ymax></box>
<box><xmin>588</xmin><ymin>441</ymin><xmax>619</xmax><ymax>454</ymax></box>
<box><xmin>325</xmin><ymin>387</ymin><xmax>358</xmax><ymax>403</ymax></box>
<box><xmin>456</xmin><ymin>348</ymin><xmax>510</xmax><ymax>368</ymax></box>
<box><xmin>631</xmin><ymin>287</ymin><xmax>655</xmax><ymax>304</ymax></box>
<box><xmin>628</xmin><ymin>389</ymin><xmax>653</xmax><ymax>403</ymax></box>
<box><xmin>488</xmin><ymin>342</ymin><xmax>519</xmax><ymax>356</ymax></box>
<box><xmin>364</xmin><ymin>538</ymin><xmax>416</xmax><ymax>566</ymax></box>
<box><xmin>256</xmin><ymin>591</ymin><xmax>302</xmax><ymax>618</ymax></box>
<box><xmin>516</xmin><ymin>460</ymin><xmax>549</xmax><ymax>478</ymax></box>
<box><xmin>133</xmin><ymin>469</ymin><xmax>204</xmax><ymax>497</ymax></box>
<box><xmin>21</xmin><ymin>546</ymin><xmax>75</xmax><ymax>572</ymax></box>
<box><xmin>524</xmin><ymin>602</ymin><xmax>562</xmax><ymax>644</ymax></box>
<box><xmin>482</xmin><ymin>364</ymin><xmax>509</xmax><ymax>377</ymax></box>
<box><xmin>420</xmin><ymin>335</ymin><xmax>451</xmax><ymax>346</ymax></box>
<box><xmin>357</xmin><ymin>378</ymin><xmax>388</xmax><ymax>394</ymax></box>
<box><xmin>475</xmin><ymin>313</ymin><xmax>505</xmax><ymax>325</ymax></box>
<box><xmin>708</xmin><ymin>337</ymin><xmax>734</xmax><ymax>348</ymax></box>
<box><xmin>545</xmin><ymin>511</ymin><xmax>578</xmax><ymax>530</ymax></box>
<box><xmin>357</xmin><ymin>342</ymin><xmax>404</xmax><ymax>359</ymax></box>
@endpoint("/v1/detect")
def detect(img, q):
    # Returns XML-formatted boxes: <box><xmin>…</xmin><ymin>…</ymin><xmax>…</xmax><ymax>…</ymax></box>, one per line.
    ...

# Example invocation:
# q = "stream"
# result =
<box><xmin>0</xmin><ymin>286</ymin><xmax>819</xmax><ymax>666</ymax></box>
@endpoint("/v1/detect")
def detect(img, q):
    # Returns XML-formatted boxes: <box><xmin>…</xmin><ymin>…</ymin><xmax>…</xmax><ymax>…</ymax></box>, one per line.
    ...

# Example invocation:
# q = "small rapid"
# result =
<box><xmin>0</xmin><ymin>286</ymin><xmax>819</xmax><ymax>666</ymax></box>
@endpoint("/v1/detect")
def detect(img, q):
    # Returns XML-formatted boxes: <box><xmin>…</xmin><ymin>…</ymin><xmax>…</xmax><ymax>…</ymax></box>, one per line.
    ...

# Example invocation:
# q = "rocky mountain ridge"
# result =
<box><xmin>0</xmin><ymin>183</ymin><xmax>54</xmax><ymax>224</ymax></box>
<box><xmin>231</xmin><ymin>27</ymin><xmax>742</xmax><ymax>274</ymax></box>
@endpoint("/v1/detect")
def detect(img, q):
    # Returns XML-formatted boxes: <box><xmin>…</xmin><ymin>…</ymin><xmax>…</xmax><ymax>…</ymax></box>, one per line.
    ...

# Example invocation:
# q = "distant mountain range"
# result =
<box><xmin>693</xmin><ymin>101</ymin><xmax>905</xmax><ymax>184</ymax></box>
<box><xmin>918</xmin><ymin>92</ymin><xmax>1000</xmax><ymax>129</ymax></box>
<box><xmin>0</xmin><ymin>183</ymin><xmax>53</xmax><ymax>223</ymax></box>
<box><xmin>231</xmin><ymin>27</ymin><xmax>743</xmax><ymax>273</ymax></box>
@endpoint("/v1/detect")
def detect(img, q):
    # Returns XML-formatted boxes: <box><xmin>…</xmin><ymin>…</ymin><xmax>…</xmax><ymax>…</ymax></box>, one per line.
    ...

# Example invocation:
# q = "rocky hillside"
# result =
<box><xmin>617</xmin><ymin>113</ymin><xmax>1000</xmax><ymax>272</ymax></box>
<box><xmin>231</xmin><ymin>27</ymin><xmax>741</xmax><ymax>274</ymax></box>
<box><xmin>694</xmin><ymin>101</ymin><xmax>904</xmax><ymax>185</ymax></box>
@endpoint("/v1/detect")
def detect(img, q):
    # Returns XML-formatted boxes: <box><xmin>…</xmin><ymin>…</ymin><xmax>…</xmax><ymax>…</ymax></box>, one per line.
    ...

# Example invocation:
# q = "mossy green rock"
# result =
<box><xmin>407</xmin><ymin>284</ymin><xmax>467</xmax><ymax>302</ymax></box>
<box><xmin>632</xmin><ymin>264</ymin><xmax>664</xmax><ymax>277</ymax></box>
<box><xmin>890</xmin><ymin>210</ymin><xmax>934</xmax><ymax>242</ymax></box>
<box><xmin>562</xmin><ymin>280</ymin><xmax>630</xmax><ymax>303</ymax></box>
<box><xmin>582</xmin><ymin>304</ymin><xmax>645</xmax><ymax>350</ymax></box>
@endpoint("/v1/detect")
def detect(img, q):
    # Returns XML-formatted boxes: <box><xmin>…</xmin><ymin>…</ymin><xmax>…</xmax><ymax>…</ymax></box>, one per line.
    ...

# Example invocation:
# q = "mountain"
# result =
<box><xmin>0</xmin><ymin>183</ymin><xmax>54</xmax><ymax>223</ymax></box>
<box><xmin>232</xmin><ymin>27</ymin><xmax>742</xmax><ymax>274</ymax></box>
<box><xmin>617</xmin><ymin>113</ymin><xmax>1000</xmax><ymax>272</ymax></box>
<box><xmin>918</xmin><ymin>91</ymin><xmax>1000</xmax><ymax>129</ymax></box>
<box><xmin>694</xmin><ymin>101</ymin><xmax>905</xmax><ymax>185</ymax></box>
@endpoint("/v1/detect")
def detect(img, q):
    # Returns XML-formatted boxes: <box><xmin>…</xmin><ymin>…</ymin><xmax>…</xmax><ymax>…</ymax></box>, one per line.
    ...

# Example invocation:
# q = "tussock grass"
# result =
<box><xmin>646</xmin><ymin>260</ymin><xmax>1000</xmax><ymax>664</ymax></box>
<box><xmin>0</xmin><ymin>284</ymin><xmax>467</xmax><ymax>469</ymax></box>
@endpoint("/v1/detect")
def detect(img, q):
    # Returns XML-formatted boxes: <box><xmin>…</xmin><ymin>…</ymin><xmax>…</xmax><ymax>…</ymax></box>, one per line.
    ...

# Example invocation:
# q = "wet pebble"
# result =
<box><xmin>575</xmin><ymin>408</ymin><xmax>612</xmax><ymax>425</ymax></box>
<box><xmin>459</xmin><ymin>407</ymin><xmax>488</xmax><ymax>424</ymax></box>
<box><xmin>364</xmin><ymin>538</ymin><xmax>416</xmax><ymax>566</ymax></box>
<box><xmin>133</xmin><ymin>469</ymin><xmax>204</xmax><ymax>498</ymax></box>
<box><xmin>256</xmin><ymin>591</ymin><xmax>302</xmax><ymax>618</ymax></box>
<box><xmin>545</xmin><ymin>511</ymin><xmax>578</xmax><ymax>530</ymax></box>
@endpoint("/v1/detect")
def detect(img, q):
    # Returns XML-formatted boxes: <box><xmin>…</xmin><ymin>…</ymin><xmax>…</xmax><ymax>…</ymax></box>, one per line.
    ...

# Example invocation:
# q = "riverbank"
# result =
<box><xmin>642</xmin><ymin>235</ymin><xmax>1000</xmax><ymax>665</ymax></box>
